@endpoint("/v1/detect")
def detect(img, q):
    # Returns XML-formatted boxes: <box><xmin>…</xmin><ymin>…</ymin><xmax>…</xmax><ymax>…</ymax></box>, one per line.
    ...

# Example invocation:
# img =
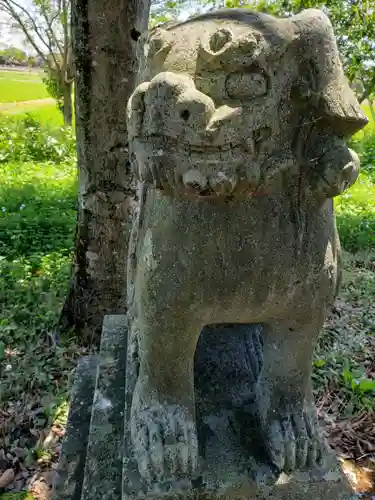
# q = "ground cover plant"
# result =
<box><xmin>0</xmin><ymin>103</ymin><xmax>374</xmax><ymax>497</ymax></box>
<box><xmin>0</xmin><ymin>71</ymin><xmax>49</xmax><ymax>103</ymax></box>
<box><xmin>0</xmin><ymin>115</ymin><xmax>75</xmax><ymax>164</ymax></box>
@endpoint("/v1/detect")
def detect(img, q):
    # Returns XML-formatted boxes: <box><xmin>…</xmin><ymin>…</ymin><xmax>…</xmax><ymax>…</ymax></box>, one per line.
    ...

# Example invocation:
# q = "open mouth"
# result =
<box><xmin>130</xmin><ymin>132</ymin><xmax>271</xmax><ymax>199</ymax></box>
<box><xmin>133</xmin><ymin>135</ymin><xmax>244</xmax><ymax>155</ymax></box>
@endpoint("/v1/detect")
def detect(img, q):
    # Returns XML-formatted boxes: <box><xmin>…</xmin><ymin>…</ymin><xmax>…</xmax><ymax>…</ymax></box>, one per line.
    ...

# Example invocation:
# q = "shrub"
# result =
<box><xmin>0</xmin><ymin>162</ymin><xmax>77</xmax><ymax>259</ymax></box>
<box><xmin>0</xmin><ymin>114</ymin><xmax>76</xmax><ymax>164</ymax></box>
<box><xmin>357</xmin><ymin>134</ymin><xmax>375</xmax><ymax>176</ymax></box>
<box><xmin>350</xmin><ymin>130</ymin><xmax>375</xmax><ymax>177</ymax></box>
<box><xmin>42</xmin><ymin>70</ymin><xmax>64</xmax><ymax>111</ymax></box>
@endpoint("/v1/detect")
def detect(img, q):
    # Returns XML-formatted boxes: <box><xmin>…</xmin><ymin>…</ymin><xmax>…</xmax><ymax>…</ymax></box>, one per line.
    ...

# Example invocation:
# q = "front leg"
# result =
<box><xmin>256</xmin><ymin>317</ymin><xmax>328</xmax><ymax>472</ymax></box>
<box><xmin>130</xmin><ymin>314</ymin><xmax>200</xmax><ymax>484</ymax></box>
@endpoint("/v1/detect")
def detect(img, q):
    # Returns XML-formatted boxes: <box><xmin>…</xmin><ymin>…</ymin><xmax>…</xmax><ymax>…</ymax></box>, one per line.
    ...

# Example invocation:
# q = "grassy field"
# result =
<box><xmin>0</xmin><ymin>103</ymin><xmax>65</xmax><ymax>127</ymax></box>
<box><xmin>0</xmin><ymin>69</ymin><xmax>70</xmax><ymax>128</ymax></box>
<box><xmin>0</xmin><ymin>68</ymin><xmax>63</xmax><ymax>129</ymax></box>
<box><xmin>0</xmin><ymin>70</ymin><xmax>49</xmax><ymax>103</ymax></box>
<box><xmin>0</xmin><ymin>82</ymin><xmax>374</xmax><ymax>496</ymax></box>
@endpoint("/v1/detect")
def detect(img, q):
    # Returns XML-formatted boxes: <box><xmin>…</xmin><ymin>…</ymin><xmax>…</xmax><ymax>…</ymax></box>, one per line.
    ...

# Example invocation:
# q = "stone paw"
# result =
<box><xmin>260</xmin><ymin>402</ymin><xmax>328</xmax><ymax>472</ymax></box>
<box><xmin>131</xmin><ymin>402</ymin><xmax>198</xmax><ymax>483</ymax></box>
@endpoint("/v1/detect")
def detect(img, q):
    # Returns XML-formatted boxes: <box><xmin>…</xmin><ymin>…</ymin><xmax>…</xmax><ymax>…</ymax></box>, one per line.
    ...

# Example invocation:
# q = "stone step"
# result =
<box><xmin>53</xmin><ymin>314</ymin><xmax>128</xmax><ymax>500</ymax></box>
<box><xmin>53</xmin><ymin>354</ymin><xmax>99</xmax><ymax>500</ymax></box>
<box><xmin>81</xmin><ymin>314</ymin><xmax>128</xmax><ymax>500</ymax></box>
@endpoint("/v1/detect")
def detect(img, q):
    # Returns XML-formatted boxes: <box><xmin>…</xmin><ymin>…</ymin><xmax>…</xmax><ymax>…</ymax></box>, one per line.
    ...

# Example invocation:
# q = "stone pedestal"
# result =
<box><xmin>53</xmin><ymin>315</ymin><xmax>356</xmax><ymax>500</ymax></box>
<box><xmin>53</xmin><ymin>315</ymin><xmax>127</xmax><ymax>500</ymax></box>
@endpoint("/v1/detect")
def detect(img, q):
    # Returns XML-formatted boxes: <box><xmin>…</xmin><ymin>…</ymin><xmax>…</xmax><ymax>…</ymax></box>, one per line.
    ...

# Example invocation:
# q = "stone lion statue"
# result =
<box><xmin>126</xmin><ymin>7</ymin><xmax>368</xmax><ymax>486</ymax></box>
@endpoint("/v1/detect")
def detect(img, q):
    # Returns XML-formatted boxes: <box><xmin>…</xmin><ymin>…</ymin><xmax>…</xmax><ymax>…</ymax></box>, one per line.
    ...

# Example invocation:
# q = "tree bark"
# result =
<box><xmin>62</xmin><ymin>80</ymin><xmax>73</xmax><ymax>126</ymax></box>
<box><xmin>59</xmin><ymin>0</ymin><xmax>150</xmax><ymax>345</ymax></box>
<box><xmin>367</xmin><ymin>99</ymin><xmax>375</xmax><ymax>124</ymax></box>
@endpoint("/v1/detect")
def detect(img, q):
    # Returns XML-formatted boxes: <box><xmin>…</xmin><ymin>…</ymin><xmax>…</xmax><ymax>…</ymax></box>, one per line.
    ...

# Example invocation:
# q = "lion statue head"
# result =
<box><xmin>127</xmin><ymin>9</ymin><xmax>368</xmax><ymax>200</ymax></box>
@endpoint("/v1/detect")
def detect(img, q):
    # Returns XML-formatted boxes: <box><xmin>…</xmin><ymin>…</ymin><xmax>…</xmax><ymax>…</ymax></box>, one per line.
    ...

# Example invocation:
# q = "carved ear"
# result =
<box><xmin>199</xmin><ymin>28</ymin><xmax>234</xmax><ymax>61</ymax></box>
<box><xmin>292</xmin><ymin>9</ymin><xmax>368</xmax><ymax>137</ymax></box>
<box><xmin>146</xmin><ymin>28</ymin><xmax>173</xmax><ymax>63</ymax></box>
<box><xmin>136</xmin><ymin>28</ymin><xmax>174</xmax><ymax>80</ymax></box>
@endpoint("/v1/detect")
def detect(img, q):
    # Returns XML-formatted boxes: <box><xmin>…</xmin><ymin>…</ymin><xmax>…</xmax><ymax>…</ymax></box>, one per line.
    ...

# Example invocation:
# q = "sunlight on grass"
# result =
<box><xmin>352</xmin><ymin>103</ymin><xmax>375</xmax><ymax>141</ymax></box>
<box><xmin>0</xmin><ymin>102</ymin><xmax>60</xmax><ymax>123</ymax></box>
<box><xmin>0</xmin><ymin>69</ymin><xmax>74</xmax><ymax>127</ymax></box>
<box><xmin>0</xmin><ymin>69</ymin><xmax>43</xmax><ymax>81</ymax></box>
<box><xmin>0</xmin><ymin>73</ymin><xmax>49</xmax><ymax>103</ymax></box>
<box><xmin>335</xmin><ymin>172</ymin><xmax>375</xmax><ymax>252</ymax></box>
<box><xmin>0</xmin><ymin>157</ymin><xmax>82</xmax><ymax>456</ymax></box>
<box><xmin>1</xmin><ymin>102</ymin><xmax>74</xmax><ymax>127</ymax></box>
<box><xmin>0</xmin><ymin>114</ymin><xmax>76</xmax><ymax>163</ymax></box>
<box><xmin>24</xmin><ymin>104</ymin><xmax>66</xmax><ymax>126</ymax></box>
<box><xmin>0</xmin><ymin>162</ymin><xmax>77</xmax><ymax>257</ymax></box>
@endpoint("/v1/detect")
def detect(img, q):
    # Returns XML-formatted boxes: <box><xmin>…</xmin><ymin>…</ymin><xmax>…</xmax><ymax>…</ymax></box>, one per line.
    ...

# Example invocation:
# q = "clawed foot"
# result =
<box><xmin>258</xmin><ymin>398</ymin><xmax>328</xmax><ymax>472</ymax></box>
<box><xmin>131</xmin><ymin>394</ymin><xmax>198</xmax><ymax>483</ymax></box>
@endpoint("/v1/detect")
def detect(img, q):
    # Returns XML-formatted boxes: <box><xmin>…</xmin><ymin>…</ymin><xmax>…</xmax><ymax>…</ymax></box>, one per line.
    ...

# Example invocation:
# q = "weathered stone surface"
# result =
<box><xmin>55</xmin><ymin>321</ymin><xmax>355</xmax><ymax>499</ymax></box>
<box><xmin>53</xmin><ymin>355</ymin><xmax>99</xmax><ymax>500</ymax></box>
<box><xmin>122</xmin><ymin>325</ymin><xmax>355</xmax><ymax>499</ymax></box>
<box><xmin>80</xmin><ymin>314</ymin><xmax>127</xmax><ymax>500</ymax></box>
<box><xmin>125</xmin><ymin>6</ymin><xmax>368</xmax><ymax>498</ymax></box>
<box><xmin>53</xmin><ymin>315</ymin><xmax>128</xmax><ymax>500</ymax></box>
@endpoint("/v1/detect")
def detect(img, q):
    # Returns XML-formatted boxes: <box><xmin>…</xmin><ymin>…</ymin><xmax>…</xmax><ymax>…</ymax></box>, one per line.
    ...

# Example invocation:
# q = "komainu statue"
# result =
<box><xmin>125</xmin><ymin>7</ymin><xmax>368</xmax><ymax>495</ymax></box>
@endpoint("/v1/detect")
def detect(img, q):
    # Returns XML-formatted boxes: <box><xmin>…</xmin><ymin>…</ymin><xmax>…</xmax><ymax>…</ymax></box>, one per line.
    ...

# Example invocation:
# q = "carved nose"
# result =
<box><xmin>174</xmin><ymin>89</ymin><xmax>216</xmax><ymax>132</ymax></box>
<box><xmin>128</xmin><ymin>72</ymin><xmax>216</xmax><ymax>141</ymax></box>
<box><xmin>147</xmin><ymin>72</ymin><xmax>216</xmax><ymax>139</ymax></box>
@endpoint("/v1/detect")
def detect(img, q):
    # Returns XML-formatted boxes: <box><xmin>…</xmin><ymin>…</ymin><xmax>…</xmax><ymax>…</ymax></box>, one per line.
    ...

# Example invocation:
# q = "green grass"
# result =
<box><xmin>0</xmin><ymin>494</ymin><xmax>35</xmax><ymax>500</ymax></box>
<box><xmin>354</xmin><ymin>103</ymin><xmax>375</xmax><ymax>140</ymax></box>
<box><xmin>0</xmin><ymin>118</ymin><xmax>79</xmax><ymax>468</ymax></box>
<box><xmin>0</xmin><ymin>69</ymin><xmax>43</xmax><ymax>81</ymax></box>
<box><xmin>0</xmin><ymin>103</ymin><xmax>62</xmax><ymax>125</ymax></box>
<box><xmin>335</xmin><ymin>172</ymin><xmax>375</xmax><ymax>252</ymax></box>
<box><xmin>0</xmin><ymin>114</ymin><xmax>76</xmax><ymax>163</ymax></box>
<box><xmin>0</xmin><ymin>162</ymin><xmax>77</xmax><ymax>257</ymax></box>
<box><xmin>0</xmin><ymin>158</ymin><xmax>83</xmax><ymax>475</ymax></box>
<box><xmin>0</xmin><ymin>70</ymin><xmax>49</xmax><ymax>103</ymax></box>
<box><xmin>21</xmin><ymin>103</ymin><xmax>65</xmax><ymax>126</ymax></box>
<box><xmin>0</xmin><ymin>100</ymin><xmax>73</xmax><ymax>128</ymax></box>
<box><xmin>0</xmin><ymin>159</ymin><xmax>78</xmax><ymax>391</ymax></box>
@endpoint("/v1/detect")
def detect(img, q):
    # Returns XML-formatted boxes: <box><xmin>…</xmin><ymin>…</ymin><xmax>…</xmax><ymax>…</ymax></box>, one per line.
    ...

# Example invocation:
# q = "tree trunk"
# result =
<box><xmin>367</xmin><ymin>99</ymin><xmax>375</xmax><ymax>124</ymax></box>
<box><xmin>59</xmin><ymin>0</ymin><xmax>151</xmax><ymax>345</ymax></box>
<box><xmin>62</xmin><ymin>80</ymin><xmax>73</xmax><ymax>126</ymax></box>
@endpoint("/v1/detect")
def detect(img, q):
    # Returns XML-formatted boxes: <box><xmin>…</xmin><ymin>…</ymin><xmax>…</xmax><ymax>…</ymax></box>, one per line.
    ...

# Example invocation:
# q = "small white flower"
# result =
<box><xmin>1</xmin><ymin>207</ymin><xmax>6</xmax><ymax>213</ymax></box>
<box><xmin>19</xmin><ymin>204</ymin><xmax>25</xmax><ymax>210</ymax></box>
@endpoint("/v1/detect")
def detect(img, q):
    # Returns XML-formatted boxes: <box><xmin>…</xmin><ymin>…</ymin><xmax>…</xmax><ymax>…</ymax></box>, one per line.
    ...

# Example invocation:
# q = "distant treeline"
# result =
<box><xmin>0</xmin><ymin>47</ymin><xmax>42</xmax><ymax>68</ymax></box>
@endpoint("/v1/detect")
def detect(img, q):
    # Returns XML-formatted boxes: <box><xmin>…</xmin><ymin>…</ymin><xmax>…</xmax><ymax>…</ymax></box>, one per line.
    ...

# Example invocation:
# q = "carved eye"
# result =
<box><xmin>225</xmin><ymin>72</ymin><xmax>267</xmax><ymax>99</ymax></box>
<box><xmin>209</xmin><ymin>29</ymin><xmax>232</xmax><ymax>53</ymax></box>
